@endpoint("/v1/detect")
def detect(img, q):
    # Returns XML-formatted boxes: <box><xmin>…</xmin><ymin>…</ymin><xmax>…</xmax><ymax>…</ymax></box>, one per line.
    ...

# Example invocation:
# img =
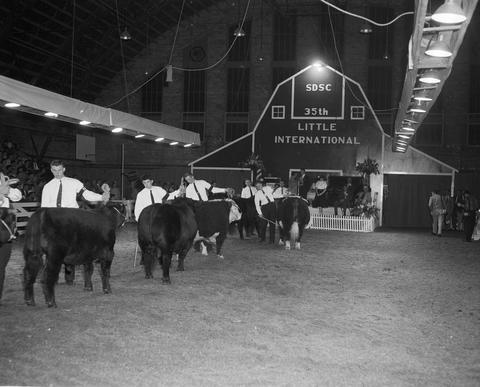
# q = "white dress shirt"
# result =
<box><xmin>185</xmin><ymin>179</ymin><xmax>225</xmax><ymax>201</ymax></box>
<box><xmin>0</xmin><ymin>188</ymin><xmax>22</xmax><ymax>208</ymax></box>
<box><xmin>254</xmin><ymin>187</ymin><xmax>275</xmax><ymax>215</ymax></box>
<box><xmin>41</xmin><ymin>177</ymin><xmax>103</xmax><ymax>208</ymax></box>
<box><xmin>241</xmin><ymin>186</ymin><xmax>257</xmax><ymax>199</ymax></box>
<box><xmin>134</xmin><ymin>186</ymin><xmax>168</xmax><ymax>220</ymax></box>
<box><xmin>272</xmin><ymin>186</ymin><xmax>289</xmax><ymax>199</ymax></box>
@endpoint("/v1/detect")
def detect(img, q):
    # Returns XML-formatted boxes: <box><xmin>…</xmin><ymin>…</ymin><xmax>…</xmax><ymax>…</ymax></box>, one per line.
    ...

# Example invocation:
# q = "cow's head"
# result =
<box><xmin>226</xmin><ymin>199</ymin><xmax>242</xmax><ymax>223</ymax></box>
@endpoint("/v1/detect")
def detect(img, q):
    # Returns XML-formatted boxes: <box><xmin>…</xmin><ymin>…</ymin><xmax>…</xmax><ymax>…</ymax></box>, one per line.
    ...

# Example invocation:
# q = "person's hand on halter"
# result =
<box><xmin>101</xmin><ymin>183</ymin><xmax>111</xmax><ymax>203</ymax></box>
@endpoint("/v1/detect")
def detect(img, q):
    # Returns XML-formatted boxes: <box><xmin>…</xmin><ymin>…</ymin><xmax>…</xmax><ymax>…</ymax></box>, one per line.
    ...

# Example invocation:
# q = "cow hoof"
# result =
<box><xmin>279</xmin><ymin>239</ymin><xmax>285</xmax><ymax>246</ymax></box>
<box><xmin>176</xmin><ymin>266</ymin><xmax>184</xmax><ymax>272</ymax></box>
<box><xmin>217</xmin><ymin>254</ymin><xmax>224</xmax><ymax>259</ymax></box>
<box><xmin>46</xmin><ymin>301</ymin><xmax>57</xmax><ymax>308</ymax></box>
<box><xmin>295</xmin><ymin>242</ymin><xmax>301</xmax><ymax>250</ymax></box>
<box><xmin>103</xmin><ymin>288</ymin><xmax>111</xmax><ymax>294</ymax></box>
<box><xmin>84</xmin><ymin>286</ymin><xmax>93</xmax><ymax>292</ymax></box>
<box><xmin>145</xmin><ymin>274</ymin><xmax>153</xmax><ymax>279</ymax></box>
<box><xmin>25</xmin><ymin>299</ymin><xmax>36</xmax><ymax>306</ymax></box>
<box><xmin>162</xmin><ymin>277</ymin><xmax>171</xmax><ymax>284</ymax></box>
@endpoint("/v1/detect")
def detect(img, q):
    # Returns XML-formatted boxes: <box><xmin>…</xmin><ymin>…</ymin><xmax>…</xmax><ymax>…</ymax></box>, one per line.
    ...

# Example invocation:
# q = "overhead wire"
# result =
<box><xmin>70</xmin><ymin>0</ymin><xmax>76</xmax><ymax>98</ymax></box>
<box><xmin>107</xmin><ymin>0</ymin><xmax>252</xmax><ymax>107</ymax></box>
<box><xmin>114</xmin><ymin>0</ymin><xmax>131</xmax><ymax>112</ymax></box>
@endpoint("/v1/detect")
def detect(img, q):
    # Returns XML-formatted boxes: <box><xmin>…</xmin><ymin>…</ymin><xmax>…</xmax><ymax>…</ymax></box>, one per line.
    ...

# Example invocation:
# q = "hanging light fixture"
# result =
<box><xmin>409</xmin><ymin>100</ymin><xmax>427</xmax><ymax>113</ymax></box>
<box><xmin>233</xmin><ymin>1</ymin><xmax>246</xmax><ymax>37</ymax></box>
<box><xmin>425</xmin><ymin>34</ymin><xmax>452</xmax><ymax>57</ymax></box>
<box><xmin>401</xmin><ymin>122</ymin><xmax>416</xmax><ymax>131</ymax></box>
<box><xmin>413</xmin><ymin>89</ymin><xmax>433</xmax><ymax>102</ymax></box>
<box><xmin>359</xmin><ymin>22</ymin><xmax>373</xmax><ymax>34</ymax></box>
<box><xmin>431</xmin><ymin>0</ymin><xmax>467</xmax><ymax>24</ymax></box>
<box><xmin>419</xmin><ymin>69</ymin><xmax>441</xmax><ymax>84</ymax></box>
<box><xmin>120</xmin><ymin>27</ymin><xmax>132</xmax><ymax>41</ymax></box>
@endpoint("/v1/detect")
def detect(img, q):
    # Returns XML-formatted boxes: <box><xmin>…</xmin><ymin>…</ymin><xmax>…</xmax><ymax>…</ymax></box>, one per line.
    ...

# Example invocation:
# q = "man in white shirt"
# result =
<box><xmin>241</xmin><ymin>179</ymin><xmax>257</xmax><ymax>199</ymax></box>
<box><xmin>41</xmin><ymin>160</ymin><xmax>109</xmax><ymax>284</ymax></box>
<box><xmin>272</xmin><ymin>180</ymin><xmax>289</xmax><ymax>200</ymax></box>
<box><xmin>41</xmin><ymin>160</ymin><xmax>108</xmax><ymax>208</ymax></box>
<box><xmin>0</xmin><ymin>173</ymin><xmax>22</xmax><ymax>303</ymax></box>
<box><xmin>134</xmin><ymin>174</ymin><xmax>169</xmax><ymax>221</ymax></box>
<box><xmin>183</xmin><ymin>172</ymin><xmax>227</xmax><ymax>202</ymax></box>
<box><xmin>254</xmin><ymin>179</ymin><xmax>276</xmax><ymax>243</ymax></box>
<box><xmin>240</xmin><ymin>179</ymin><xmax>257</xmax><ymax>238</ymax></box>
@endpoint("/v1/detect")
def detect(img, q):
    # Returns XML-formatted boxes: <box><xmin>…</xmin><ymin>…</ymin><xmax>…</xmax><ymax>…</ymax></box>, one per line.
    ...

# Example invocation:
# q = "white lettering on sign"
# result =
<box><xmin>297</xmin><ymin>122</ymin><xmax>336</xmax><ymax>131</ymax></box>
<box><xmin>305</xmin><ymin>83</ymin><xmax>333</xmax><ymax>92</ymax></box>
<box><xmin>274</xmin><ymin>136</ymin><xmax>360</xmax><ymax>144</ymax></box>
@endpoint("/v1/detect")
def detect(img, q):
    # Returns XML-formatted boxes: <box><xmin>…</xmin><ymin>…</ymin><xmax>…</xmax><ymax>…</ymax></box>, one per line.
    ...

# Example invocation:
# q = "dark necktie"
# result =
<box><xmin>150</xmin><ymin>190</ymin><xmax>155</xmax><ymax>204</ymax></box>
<box><xmin>193</xmin><ymin>183</ymin><xmax>204</xmax><ymax>201</ymax></box>
<box><xmin>249</xmin><ymin>187</ymin><xmax>253</xmax><ymax>197</ymax></box>
<box><xmin>56</xmin><ymin>180</ymin><xmax>62</xmax><ymax>207</ymax></box>
<box><xmin>262</xmin><ymin>189</ymin><xmax>271</xmax><ymax>204</ymax></box>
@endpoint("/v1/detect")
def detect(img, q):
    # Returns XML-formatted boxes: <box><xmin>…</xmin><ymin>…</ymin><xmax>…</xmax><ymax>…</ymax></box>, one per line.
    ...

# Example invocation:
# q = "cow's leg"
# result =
<box><xmin>176</xmin><ymin>242</ymin><xmax>192</xmax><ymax>272</ymax></box>
<box><xmin>64</xmin><ymin>264</ymin><xmax>75</xmax><ymax>285</ymax></box>
<box><xmin>83</xmin><ymin>262</ymin><xmax>94</xmax><ymax>291</ymax></box>
<box><xmin>23</xmin><ymin>253</ymin><xmax>43</xmax><ymax>306</ymax></box>
<box><xmin>215</xmin><ymin>233</ymin><xmax>227</xmax><ymax>259</ymax></box>
<box><xmin>200</xmin><ymin>241</ymin><xmax>208</xmax><ymax>256</ymax></box>
<box><xmin>99</xmin><ymin>251</ymin><xmax>113</xmax><ymax>294</ymax></box>
<box><xmin>42</xmin><ymin>249</ymin><xmax>63</xmax><ymax>308</ymax></box>
<box><xmin>142</xmin><ymin>249</ymin><xmax>154</xmax><ymax>279</ymax></box>
<box><xmin>161</xmin><ymin>251</ymin><xmax>172</xmax><ymax>284</ymax></box>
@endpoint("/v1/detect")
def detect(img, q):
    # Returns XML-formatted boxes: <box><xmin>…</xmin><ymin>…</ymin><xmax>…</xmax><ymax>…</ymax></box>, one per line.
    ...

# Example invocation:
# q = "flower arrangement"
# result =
<box><xmin>351</xmin><ymin>203</ymin><xmax>379</xmax><ymax>219</ymax></box>
<box><xmin>355</xmin><ymin>158</ymin><xmax>379</xmax><ymax>181</ymax></box>
<box><xmin>240</xmin><ymin>153</ymin><xmax>264</xmax><ymax>171</ymax></box>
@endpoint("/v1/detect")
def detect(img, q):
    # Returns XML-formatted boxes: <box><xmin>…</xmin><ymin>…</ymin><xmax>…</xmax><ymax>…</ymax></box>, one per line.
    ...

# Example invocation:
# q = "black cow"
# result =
<box><xmin>137</xmin><ymin>198</ymin><xmax>197</xmax><ymax>283</ymax></box>
<box><xmin>277</xmin><ymin>196</ymin><xmax>311</xmax><ymax>250</ymax></box>
<box><xmin>23</xmin><ymin>203</ymin><xmax>125</xmax><ymax>308</ymax></box>
<box><xmin>193</xmin><ymin>199</ymin><xmax>241</xmax><ymax>258</ymax></box>
<box><xmin>0</xmin><ymin>208</ymin><xmax>17</xmax><ymax>301</ymax></box>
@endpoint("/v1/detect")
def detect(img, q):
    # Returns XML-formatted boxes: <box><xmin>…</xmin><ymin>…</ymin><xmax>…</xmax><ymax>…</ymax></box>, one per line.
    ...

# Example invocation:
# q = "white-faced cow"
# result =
<box><xmin>277</xmin><ymin>196</ymin><xmax>310</xmax><ymax>250</ymax></box>
<box><xmin>23</xmin><ymin>203</ymin><xmax>125</xmax><ymax>308</ymax></box>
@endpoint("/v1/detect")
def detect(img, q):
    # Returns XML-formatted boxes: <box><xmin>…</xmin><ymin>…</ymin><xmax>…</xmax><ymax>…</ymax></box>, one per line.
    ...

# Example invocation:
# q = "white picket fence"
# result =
<box><xmin>308</xmin><ymin>208</ymin><xmax>376</xmax><ymax>232</ymax></box>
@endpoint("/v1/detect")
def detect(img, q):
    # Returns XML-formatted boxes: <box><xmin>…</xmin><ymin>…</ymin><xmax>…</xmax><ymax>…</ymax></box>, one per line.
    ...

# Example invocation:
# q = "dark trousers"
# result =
<box><xmin>64</xmin><ymin>264</ymin><xmax>75</xmax><ymax>284</ymax></box>
<box><xmin>258</xmin><ymin>202</ymin><xmax>276</xmax><ymax>243</ymax></box>
<box><xmin>0</xmin><ymin>242</ymin><xmax>13</xmax><ymax>300</ymax></box>
<box><xmin>463</xmin><ymin>214</ymin><xmax>476</xmax><ymax>241</ymax></box>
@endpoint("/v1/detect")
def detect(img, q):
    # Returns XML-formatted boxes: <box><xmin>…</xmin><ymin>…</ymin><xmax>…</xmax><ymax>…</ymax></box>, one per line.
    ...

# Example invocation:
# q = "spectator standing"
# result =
<box><xmin>183</xmin><ymin>172</ymin><xmax>227</xmax><ymax>202</ymax></box>
<box><xmin>428</xmin><ymin>190</ymin><xmax>446</xmax><ymax>237</ymax></box>
<box><xmin>240</xmin><ymin>179</ymin><xmax>257</xmax><ymax>237</ymax></box>
<box><xmin>298</xmin><ymin>169</ymin><xmax>311</xmax><ymax>200</ymax></box>
<box><xmin>458</xmin><ymin>190</ymin><xmax>478</xmax><ymax>242</ymax></box>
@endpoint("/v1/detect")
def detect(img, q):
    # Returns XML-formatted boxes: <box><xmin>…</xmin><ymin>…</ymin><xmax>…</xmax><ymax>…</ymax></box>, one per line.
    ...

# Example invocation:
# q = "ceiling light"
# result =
<box><xmin>155</xmin><ymin>137</ymin><xmax>164</xmax><ymax>142</ymax></box>
<box><xmin>425</xmin><ymin>34</ymin><xmax>452</xmax><ymax>57</ymax></box>
<box><xmin>413</xmin><ymin>89</ymin><xmax>433</xmax><ymax>102</ymax></box>
<box><xmin>183</xmin><ymin>143</ymin><xmax>192</xmax><ymax>148</ymax></box>
<box><xmin>419</xmin><ymin>69</ymin><xmax>441</xmax><ymax>84</ymax></box>
<box><xmin>233</xmin><ymin>25</ymin><xmax>246</xmax><ymax>37</ymax></box>
<box><xmin>112</xmin><ymin>127</ymin><xmax>123</xmax><ymax>133</ymax></box>
<box><xmin>120</xmin><ymin>27</ymin><xmax>132</xmax><ymax>41</ymax></box>
<box><xmin>431</xmin><ymin>0</ymin><xmax>467</xmax><ymax>24</ymax></box>
<box><xmin>44</xmin><ymin>112</ymin><xmax>58</xmax><ymax>118</ymax></box>
<box><xmin>398</xmin><ymin>134</ymin><xmax>411</xmax><ymax>139</ymax></box>
<box><xmin>135</xmin><ymin>134</ymin><xmax>145</xmax><ymax>138</ymax></box>
<box><xmin>170</xmin><ymin>141</ymin><xmax>179</xmax><ymax>146</ymax></box>
<box><xmin>396</xmin><ymin>139</ymin><xmax>408</xmax><ymax>145</ymax></box>
<box><xmin>359</xmin><ymin>22</ymin><xmax>373</xmax><ymax>34</ymax></box>
<box><xmin>408</xmin><ymin>100</ymin><xmax>427</xmax><ymax>113</ymax></box>
<box><xmin>4</xmin><ymin>102</ymin><xmax>20</xmax><ymax>108</ymax></box>
<box><xmin>401</xmin><ymin>123</ymin><xmax>415</xmax><ymax>131</ymax></box>
<box><xmin>79</xmin><ymin>120</ymin><xmax>91</xmax><ymax>125</ymax></box>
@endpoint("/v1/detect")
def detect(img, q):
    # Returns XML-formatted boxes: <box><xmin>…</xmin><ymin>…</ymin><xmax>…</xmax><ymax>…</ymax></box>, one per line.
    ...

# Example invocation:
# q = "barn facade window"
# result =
<box><xmin>273</xmin><ymin>12</ymin><xmax>296</xmax><ymax>61</ymax></box>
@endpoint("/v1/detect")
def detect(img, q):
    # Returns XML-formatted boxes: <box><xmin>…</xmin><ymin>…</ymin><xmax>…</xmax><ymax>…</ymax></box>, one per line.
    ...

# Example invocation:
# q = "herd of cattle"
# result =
<box><xmin>0</xmin><ymin>195</ymin><xmax>310</xmax><ymax>308</ymax></box>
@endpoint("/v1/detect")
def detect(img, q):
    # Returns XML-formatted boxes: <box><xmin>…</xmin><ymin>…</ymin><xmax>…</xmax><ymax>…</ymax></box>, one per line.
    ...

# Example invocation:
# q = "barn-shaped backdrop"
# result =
<box><xmin>190</xmin><ymin>65</ymin><xmax>456</xmax><ymax>227</ymax></box>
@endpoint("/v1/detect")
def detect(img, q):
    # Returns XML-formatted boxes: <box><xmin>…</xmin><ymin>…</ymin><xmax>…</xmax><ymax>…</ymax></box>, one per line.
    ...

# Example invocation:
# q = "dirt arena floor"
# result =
<box><xmin>0</xmin><ymin>224</ymin><xmax>479</xmax><ymax>386</ymax></box>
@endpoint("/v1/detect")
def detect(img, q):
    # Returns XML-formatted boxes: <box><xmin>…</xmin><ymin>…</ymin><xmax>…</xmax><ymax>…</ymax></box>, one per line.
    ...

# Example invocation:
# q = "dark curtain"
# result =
<box><xmin>383</xmin><ymin>174</ymin><xmax>451</xmax><ymax>227</ymax></box>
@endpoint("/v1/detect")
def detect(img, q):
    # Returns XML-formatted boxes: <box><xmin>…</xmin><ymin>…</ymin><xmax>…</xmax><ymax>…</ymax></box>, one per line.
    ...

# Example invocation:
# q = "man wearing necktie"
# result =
<box><xmin>241</xmin><ymin>179</ymin><xmax>258</xmax><ymax>237</ymax></box>
<box><xmin>134</xmin><ymin>174</ymin><xmax>169</xmax><ymax>221</ymax></box>
<box><xmin>254</xmin><ymin>179</ymin><xmax>276</xmax><ymax>243</ymax></box>
<box><xmin>41</xmin><ymin>160</ymin><xmax>109</xmax><ymax>284</ymax></box>
<box><xmin>183</xmin><ymin>172</ymin><xmax>228</xmax><ymax>202</ymax></box>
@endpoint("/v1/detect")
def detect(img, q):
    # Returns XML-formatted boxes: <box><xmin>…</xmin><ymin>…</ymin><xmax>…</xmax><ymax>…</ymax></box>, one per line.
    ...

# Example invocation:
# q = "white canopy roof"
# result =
<box><xmin>0</xmin><ymin>75</ymin><xmax>200</xmax><ymax>146</ymax></box>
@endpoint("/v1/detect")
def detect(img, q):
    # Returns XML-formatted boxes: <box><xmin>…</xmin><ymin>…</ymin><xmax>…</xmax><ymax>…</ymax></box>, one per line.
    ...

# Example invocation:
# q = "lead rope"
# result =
<box><xmin>0</xmin><ymin>218</ymin><xmax>16</xmax><ymax>241</ymax></box>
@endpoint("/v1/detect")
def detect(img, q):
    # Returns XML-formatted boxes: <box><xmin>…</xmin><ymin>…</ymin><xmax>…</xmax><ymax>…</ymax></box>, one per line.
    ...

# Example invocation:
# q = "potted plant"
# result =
<box><xmin>355</xmin><ymin>158</ymin><xmax>379</xmax><ymax>185</ymax></box>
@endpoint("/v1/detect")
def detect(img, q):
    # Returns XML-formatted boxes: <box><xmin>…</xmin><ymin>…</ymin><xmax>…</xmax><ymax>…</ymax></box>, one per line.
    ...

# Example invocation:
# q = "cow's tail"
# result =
<box><xmin>290</xmin><ymin>199</ymin><xmax>299</xmax><ymax>243</ymax></box>
<box><xmin>23</xmin><ymin>209</ymin><xmax>45</xmax><ymax>261</ymax></box>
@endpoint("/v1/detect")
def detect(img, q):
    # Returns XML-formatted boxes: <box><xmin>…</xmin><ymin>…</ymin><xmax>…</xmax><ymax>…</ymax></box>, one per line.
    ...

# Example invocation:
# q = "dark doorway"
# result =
<box><xmin>383</xmin><ymin>174</ymin><xmax>452</xmax><ymax>227</ymax></box>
